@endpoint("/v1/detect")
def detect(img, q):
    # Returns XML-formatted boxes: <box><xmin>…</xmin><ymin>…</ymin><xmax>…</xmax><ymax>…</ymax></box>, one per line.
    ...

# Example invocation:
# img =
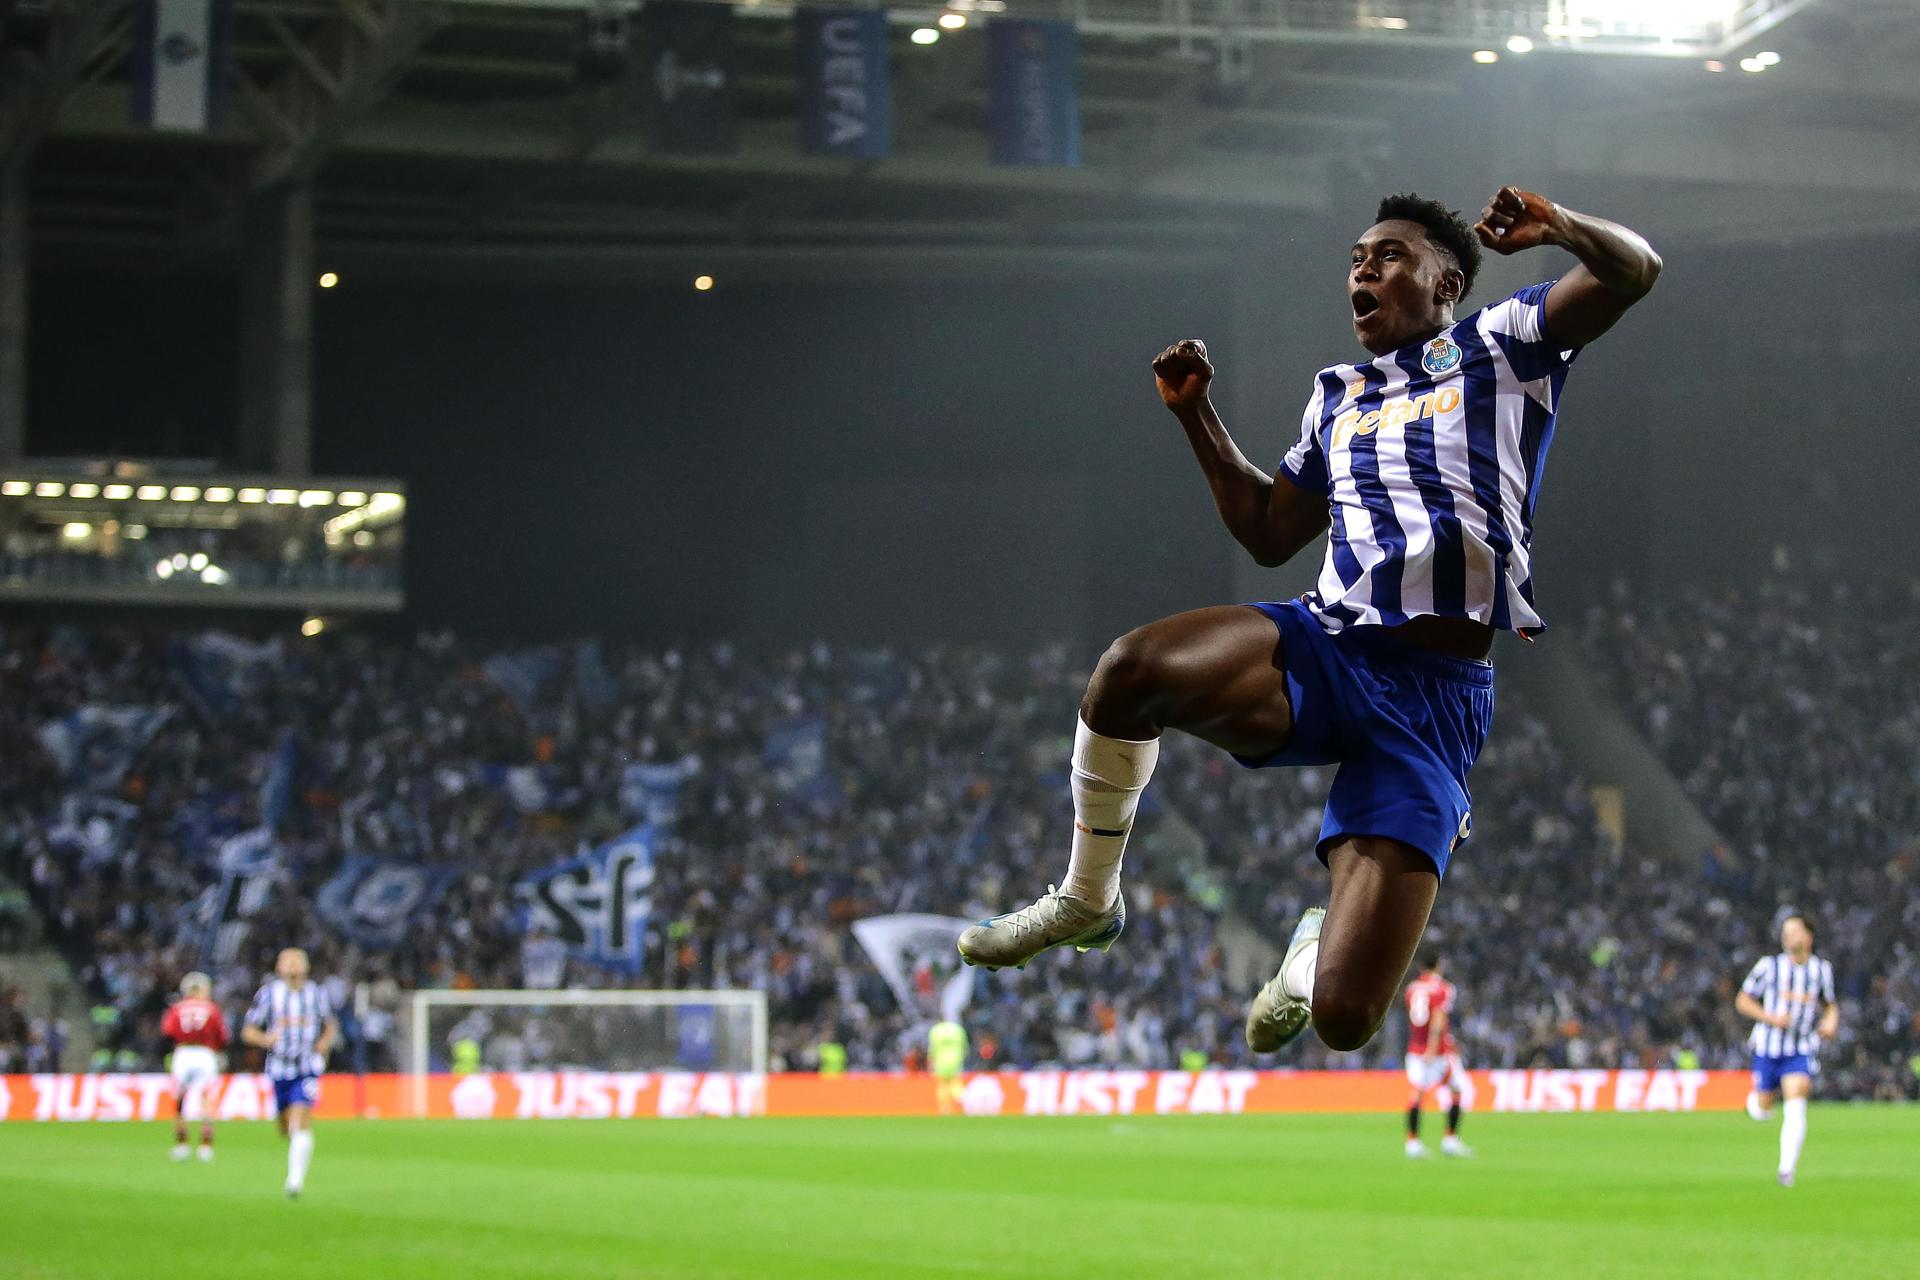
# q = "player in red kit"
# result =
<box><xmin>1403</xmin><ymin>954</ymin><xmax>1473</xmax><ymax>1158</ymax></box>
<box><xmin>163</xmin><ymin>971</ymin><xmax>229</xmax><ymax>1163</ymax></box>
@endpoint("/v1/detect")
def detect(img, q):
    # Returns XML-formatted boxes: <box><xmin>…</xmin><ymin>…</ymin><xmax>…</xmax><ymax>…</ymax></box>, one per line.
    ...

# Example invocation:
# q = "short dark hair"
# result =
<box><xmin>1783</xmin><ymin>913</ymin><xmax>1815</xmax><ymax>938</ymax></box>
<box><xmin>1422</xmin><ymin>951</ymin><xmax>1443</xmax><ymax>972</ymax></box>
<box><xmin>1374</xmin><ymin>192</ymin><xmax>1482</xmax><ymax>301</ymax></box>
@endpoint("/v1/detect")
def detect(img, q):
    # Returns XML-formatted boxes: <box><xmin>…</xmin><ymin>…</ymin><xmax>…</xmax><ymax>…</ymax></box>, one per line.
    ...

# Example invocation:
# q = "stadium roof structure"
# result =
<box><xmin>5</xmin><ymin>0</ymin><xmax>1919</xmax><ymax>284</ymax></box>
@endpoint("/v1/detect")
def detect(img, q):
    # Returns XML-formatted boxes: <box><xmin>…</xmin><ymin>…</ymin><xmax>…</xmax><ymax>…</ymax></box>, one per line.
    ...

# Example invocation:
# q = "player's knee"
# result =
<box><xmin>1312</xmin><ymin>993</ymin><xmax>1386</xmax><ymax>1053</ymax></box>
<box><xmin>1085</xmin><ymin>629</ymin><xmax>1173</xmax><ymax>714</ymax></box>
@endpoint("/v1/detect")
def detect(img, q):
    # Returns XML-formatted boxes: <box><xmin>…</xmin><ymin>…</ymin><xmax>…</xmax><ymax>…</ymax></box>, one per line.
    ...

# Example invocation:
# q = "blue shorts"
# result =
<box><xmin>1751</xmin><ymin>1053</ymin><xmax>1814</xmax><ymax>1093</ymax></box>
<box><xmin>272</xmin><ymin>1075</ymin><xmax>322</xmax><ymax>1114</ymax></box>
<box><xmin>1232</xmin><ymin>600</ymin><xmax>1495</xmax><ymax>878</ymax></box>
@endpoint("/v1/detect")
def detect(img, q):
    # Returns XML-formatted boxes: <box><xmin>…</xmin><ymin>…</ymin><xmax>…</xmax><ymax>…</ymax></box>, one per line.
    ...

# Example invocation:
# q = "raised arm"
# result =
<box><xmin>1152</xmin><ymin>339</ymin><xmax>1330</xmax><ymax>568</ymax></box>
<box><xmin>1473</xmin><ymin>186</ymin><xmax>1662</xmax><ymax>349</ymax></box>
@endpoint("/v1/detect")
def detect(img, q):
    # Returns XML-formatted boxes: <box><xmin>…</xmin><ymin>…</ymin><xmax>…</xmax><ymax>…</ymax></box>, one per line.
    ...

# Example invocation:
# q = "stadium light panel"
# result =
<box><xmin>34</xmin><ymin>482</ymin><xmax>64</xmax><ymax>497</ymax></box>
<box><xmin>204</xmin><ymin>487</ymin><xmax>234</xmax><ymax>502</ymax></box>
<box><xmin>104</xmin><ymin>484</ymin><xmax>133</xmax><ymax>500</ymax></box>
<box><xmin>911</xmin><ymin>27</ymin><xmax>939</xmax><ymax>44</ymax></box>
<box><xmin>318</xmin><ymin>272</ymin><xmax>339</xmax><ymax>288</ymax></box>
<box><xmin>1755</xmin><ymin>50</ymin><xmax>1780</xmax><ymax>65</ymax></box>
<box><xmin>189</xmin><ymin>553</ymin><xmax>209</xmax><ymax>571</ymax></box>
<box><xmin>938</xmin><ymin>12</ymin><xmax>965</xmax><ymax>29</ymax></box>
<box><xmin>125</xmin><ymin>524</ymin><xmax>148</xmax><ymax>540</ymax></box>
<box><xmin>694</xmin><ymin>274</ymin><xmax>715</xmax><ymax>291</ymax></box>
<box><xmin>302</xmin><ymin>617</ymin><xmax>326</xmax><ymax>637</ymax></box>
<box><xmin>338</xmin><ymin>490</ymin><xmax>368</xmax><ymax>507</ymax></box>
<box><xmin>155</xmin><ymin>560</ymin><xmax>174</xmax><ymax>579</ymax></box>
<box><xmin>1506</xmin><ymin>35</ymin><xmax>1534</xmax><ymax>53</ymax></box>
<box><xmin>170</xmin><ymin>486</ymin><xmax>200</xmax><ymax>502</ymax></box>
<box><xmin>69</xmin><ymin>483</ymin><xmax>100</xmax><ymax>499</ymax></box>
<box><xmin>267</xmin><ymin>489</ymin><xmax>298</xmax><ymax>505</ymax></box>
<box><xmin>136</xmin><ymin>485</ymin><xmax>166</xmax><ymax>500</ymax></box>
<box><xmin>62</xmin><ymin>523</ymin><xmax>90</xmax><ymax>540</ymax></box>
<box><xmin>1473</xmin><ymin>48</ymin><xmax>1499</xmax><ymax>63</ymax></box>
<box><xmin>237</xmin><ymin>488</ymin><xmax>266</xmax><ymax>503</ymax></box>
<box><xmin>1</xmin><ymin>481</ymin><xmax>30</xmax><ymax>496</ymax></box>
<box><xmin>300</xmin><ymin>490</ymin><xmax>335</xmax><ymax>507</ymax></box>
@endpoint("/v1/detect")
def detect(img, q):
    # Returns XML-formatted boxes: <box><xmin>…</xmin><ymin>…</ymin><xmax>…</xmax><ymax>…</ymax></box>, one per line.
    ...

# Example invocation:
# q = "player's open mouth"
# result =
<box><xmin>1351</xmin><ymin>290</ymin><xmax>1381</xmax><ymax>321</ymax></box>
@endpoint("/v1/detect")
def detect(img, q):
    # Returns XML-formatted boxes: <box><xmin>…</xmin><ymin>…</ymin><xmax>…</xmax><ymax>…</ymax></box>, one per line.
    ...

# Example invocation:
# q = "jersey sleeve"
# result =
<box><xmin>1739</xmin><ymin>957</ymin><xmax>1772</xmax><ymax>998</ymax></box>
<box><xmin>1276</xmin><ymin>379</ymin><xmax>1330</xmax><ymax>495</ymax></box>
<box><xmin>1819</xmin><ymin>960</ymin><xmax>1836</xmax><ymax>1006</ymax></box>
<box><xmin>1475</xmin><ymin>281</ymin><xmax>1580</xmax><ymax>379</ymax></box>
<box><xmin>1440</xmin><ymin>981</ymin><xmax>1457</xmax><ymax>1015</ymax></box>
<box><xmin>244</xmin><ymin>984</ymin><xmax>272</xmax><ymax>1029</ymax></box>
<box><xmin>162</xmin><ymin>1004</ymin><xmax>181</xmax><ymax>1041</ymax></box>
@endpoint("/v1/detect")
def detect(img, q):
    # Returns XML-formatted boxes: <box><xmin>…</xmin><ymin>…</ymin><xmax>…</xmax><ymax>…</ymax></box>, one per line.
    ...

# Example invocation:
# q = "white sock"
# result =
<box><xmin>1779</xmin><ymin>1097</ymin><xmax>1807</xmax><ymax>1174</ymax></box>
<box><xmin>288</xmin><ymin>1129</ymin><xmax>314</xmax><ymax>1189</ymax></box>
<box><xmin>1060</xmin><ymin>718</ymin><xmax>1158</xmax><ymax>908</ymax></box>
<box><xmin>1281</xmin><ymin>939</ymin><xmax>1318</xmax><ymax>1003</ymax></box>
<box><xmin>1746</xmin><ymin>1091</ymin><xmax>1773</xmax><ymax>1122</ymax></box>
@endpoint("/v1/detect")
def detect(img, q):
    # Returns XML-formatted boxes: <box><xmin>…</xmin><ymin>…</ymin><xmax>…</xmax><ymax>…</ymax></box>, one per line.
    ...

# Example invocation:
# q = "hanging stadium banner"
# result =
<box><xmin>0</xmin><ymin>1069</ymin><xmax>1753</xmax><ymax>1122</ymax></box>
<box><xmin>317</xmin><ymin>857</ymin><xmax>460</xmax><ymax>950</ymax></box>
<box><xmin>987</xmin><ymin>18</ymin><xmax>1079</xmax><ymax>167</ymax></box>
<box><xmin>131</xmin><ymin>0</ymin><xmax>233</xmax><ymax>133</ymax></box>
<box><xmin>763</xmin><ymin>717</ymin><xmax>841</xmax><ymax>813</ymax></box>
<box><xmin>644</xmin><ymin>0</ymin><xmax>739</xmax><ymax>155</ymax></box>
<box><xmin>516</xmin><ymin>824</ymin><xmax>655</xmax><ymax>974</ymax></box>
<box><xmin>796</xmin><ymin>8</ymin><xmax>892</xmax><ymax>160</ymax></box>
<box><xmin>851</xmin><ymin>914</ymin><xmax>976</xmax><ymax>1021</ymax></box>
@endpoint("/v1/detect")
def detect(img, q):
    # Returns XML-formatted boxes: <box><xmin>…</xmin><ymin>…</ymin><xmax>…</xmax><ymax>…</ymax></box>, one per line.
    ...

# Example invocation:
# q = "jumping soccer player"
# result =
<box><xmin>162</xmin><ymin>971</ymin><xmax>229</xmax><ymax>1162</ymax></box>
<box><xmin>241</xmin><ymin>947</ymin><xmax>338</xmax><ymax>1199</ymax></box>
<box><xmin>959</xmin><ymin>187</ymin><xmax>1660</xmax><ymax>1063</ymax></box>
<box><xmin>1403</xmin><ymin>954</ymin><xmax>1473</xmax><ymax>1158</ymax></box>
<box><xmin>1736</xmin><ymin>915</ymin><xmax>1838</xmax><ymax>1187</ymax></box>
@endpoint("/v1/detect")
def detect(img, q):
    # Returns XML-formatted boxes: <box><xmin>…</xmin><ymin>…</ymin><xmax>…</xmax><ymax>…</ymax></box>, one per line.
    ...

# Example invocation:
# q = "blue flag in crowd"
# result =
<box><xmin>988</xmin><ymin>18</ymin><xmax>1080</xmax><ymax>166</ymax></box>
<box><xmin>200</xmin><ymin>827</ymin><xmax>279</xmax><ymax>967</ymax></box>
<box><xmin>260</xmin><ymin>729</ymin><xmax>299</xmax><ymax>831</ymax></box>
<box><xmin>763</xmin><ymin>717</ymin><xmax>841</xmax><ymax>813</ymax></box>
<box><xmin>317</xmin><ymin>856</ymin><xmax>461</xmax><ymax>950</ymax></box>
<box><xmin>36</xmin><ymin>704</ymin><xmax>170</xmax><ymax>790</ymax></box>
<box><xmin>797</xmin><ymin>8</ymin><xmax>891</xmax><ymax>160</ymax></box>
<box><xmin>484</xmin><ymin>647</ymin><xmax>564</xmax><ymax>718</ymax></box>
<box><xmin>620</xmin><ymin>757</ymin><xmax>698</xmax><ymax>828</ymax></box>
<box><xmin>516</xmin><ymin>825</ymin><xmax>656</xmax><ymax>974</ymax></box>
<box><xmin>645</xmin><ymin>1</ymin><xmax>738</xmax><ymax>155</ymax></box>
<box><xmin>170</xmin><ymin>632</ymin><xmax>278</xmax><ymax>718</ymax></box>
<box><xmin>132</xmin><ymin>0</ymin><xmax>233</xmax><ymax>133</ymax></box>
<box><xmin>574</xmin><ymin>640</ymin><xmax>620</xmax><ymax>712</ymax></box>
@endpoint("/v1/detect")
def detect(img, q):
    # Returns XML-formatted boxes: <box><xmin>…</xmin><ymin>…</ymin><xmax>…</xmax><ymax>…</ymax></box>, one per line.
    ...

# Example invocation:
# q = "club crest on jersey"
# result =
<box><xmin>1345</xmin><ymin>377</ymin><xmax>1368</xmax><ymax>402</ymax></box>
<box><xmin>1421</xmin><ymin>337</ymin><xmax>1463</xmax><ymax>376</ymax></box>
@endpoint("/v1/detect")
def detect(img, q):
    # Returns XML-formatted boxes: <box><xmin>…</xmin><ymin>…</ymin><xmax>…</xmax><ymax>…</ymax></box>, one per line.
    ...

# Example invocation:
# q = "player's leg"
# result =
<box><xmin>1441</xmin><ymin>1056</ymin><xmax>1475</xmax><ymax>1157</ymax></box>
<box><xmin>959</xmin><ymin>606</ymin><xmax>1293</xmax><ymax>969</ymax></box>
<box><xmin>285</xmin><ymin>1102</ymin><xmax>315</xmax><ymax>1197</ymax></box>
<box><xmin>1747</xmin><ymin>1054</ymin><xmax>1779</xmax><ymax>1121</ymax></box>
<box><xmin>1245</xmin><ymin>836</ymin><xmax>1436</xmax><ymax>1053</ymax></box>
<box><xmin>1777</xmin><ymin>1071</ymin><xmax>1812</xmax><ymax>1186</ymax></box>
<box><xmin>1404</xmin><ymin>1060</ymin><xmax>1431</xmax><ymax>1157</ymax></box>
<box><xmin>171</xmin><ymin>1086</ymin><xmax>191</xmax><ymax>1161</ymax></box>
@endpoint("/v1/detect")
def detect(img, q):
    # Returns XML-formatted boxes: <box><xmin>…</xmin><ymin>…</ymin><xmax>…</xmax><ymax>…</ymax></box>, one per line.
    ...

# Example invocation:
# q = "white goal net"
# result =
<box><xmin>404</xmin><ymin>989</ymin><xmax>767</xmax><ymax>1108</ymax></box>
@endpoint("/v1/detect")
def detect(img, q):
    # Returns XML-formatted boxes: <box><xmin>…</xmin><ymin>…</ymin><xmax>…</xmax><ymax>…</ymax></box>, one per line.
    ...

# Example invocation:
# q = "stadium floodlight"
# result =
<box><xmin>136</xmin><ymin>485</ymin><xmax>166</xmax><ymax>500</ymax></box>
<box><xmin>910</xmin><ymin>27</ymin><xmax>939</xmax><ymax>44</ymax></box>
<box><xmin>1</xmin><ymin>480</ymin><xmax>29</xmax><ymax>496</ymax></box>
<box><xmin>404</xmin><ymin>988</ymin><xmax>769</xmax><ymax>1118</ymax></box>
<box><xmin>103</xmin><ymin>484</ymin><xmax>133</xmax><ymax>499</ymax></box>
<box><xmin>1472</xmin><ymin>48</ymin><xmax>1499</xmax><ymax>63</ymax></box>
<box><xmin>35</xmin><ymin>482</ymin><xmax>64</xmax><ymax>497</ymax></box>
<box><xmin>1506</xmin><ymin>35</ymin><xmax>1534</xmax><ymax>53</ymax></box>
<box><xmin>69</xmin><ymin>482</ymin><xmax>99</xmax><ymax>498</ymax></box>
<box><xmin>938</xmin><ymin>12</ymin><xmax>966</xmax><ymax>29</ymax></box>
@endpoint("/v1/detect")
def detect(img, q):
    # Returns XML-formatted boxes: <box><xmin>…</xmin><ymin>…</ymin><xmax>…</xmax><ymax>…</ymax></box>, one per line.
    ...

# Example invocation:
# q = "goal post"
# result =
<box><xmin>403</xmin><ymin>989</ymin><xmax>768</xmax><ymax>1118</ymax></box>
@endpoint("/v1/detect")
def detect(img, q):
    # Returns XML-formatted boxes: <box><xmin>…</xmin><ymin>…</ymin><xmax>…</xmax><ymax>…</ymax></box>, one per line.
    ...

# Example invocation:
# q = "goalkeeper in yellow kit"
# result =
<box><xmin>928</xmin><ymin>1019</ymin><xmax>968</xmax><ymax>1114</ymax></box>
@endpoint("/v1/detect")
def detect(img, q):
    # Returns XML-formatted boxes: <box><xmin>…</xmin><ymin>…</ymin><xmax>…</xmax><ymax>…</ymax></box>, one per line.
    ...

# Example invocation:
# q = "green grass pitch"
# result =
<box><xmin>4</xmin><ymin>1108</ymin><xmax>1917</xmax><ymax>1279</ymax></box>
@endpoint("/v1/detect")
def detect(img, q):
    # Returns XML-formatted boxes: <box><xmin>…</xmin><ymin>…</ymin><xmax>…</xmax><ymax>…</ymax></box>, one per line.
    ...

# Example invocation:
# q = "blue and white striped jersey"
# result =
<box><xmin>1279</xmin><ymin>281</ymin><xmax>1577</xmax><ymax>635</ymax></box>
<box><xmin>1741</xmin><ymin>952</ymin><xmax>1836</xmax><ymax>1058</ymax></box>
<box><xmin>244</xmin><ymin>978</ymin><xmax>335</xmax><ymax>1080</ymax></box>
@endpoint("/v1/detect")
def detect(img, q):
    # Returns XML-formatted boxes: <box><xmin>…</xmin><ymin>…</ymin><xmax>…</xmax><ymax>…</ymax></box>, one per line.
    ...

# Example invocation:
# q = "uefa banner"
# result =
<box><xmin>2</xmin><ymin>1070</ymin><xmax>1749</xmax><ymax>1122</ymax></box>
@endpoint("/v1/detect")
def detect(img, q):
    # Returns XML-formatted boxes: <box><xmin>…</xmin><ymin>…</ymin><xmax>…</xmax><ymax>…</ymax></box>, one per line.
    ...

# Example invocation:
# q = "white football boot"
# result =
<box><xmin>1244</xmin><ymin>907</ymin><xmax>1325</xmax><ymax>1052</ymax></box>
<box><xmin>957</xmin><ymin>885</ymin><xmax>1124</xmax><ymax>971</ymax></box>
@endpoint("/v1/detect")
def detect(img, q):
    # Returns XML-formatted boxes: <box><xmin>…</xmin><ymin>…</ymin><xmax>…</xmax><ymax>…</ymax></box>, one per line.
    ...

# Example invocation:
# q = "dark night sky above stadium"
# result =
<box><xmin>26</xmin><ymin>229</ymin><xmax>1920</xmax><ymax>644</ymax></box>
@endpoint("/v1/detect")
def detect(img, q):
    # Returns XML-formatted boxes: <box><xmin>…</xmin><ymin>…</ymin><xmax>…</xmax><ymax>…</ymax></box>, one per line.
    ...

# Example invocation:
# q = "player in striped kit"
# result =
<box><xmin>960</xmin><ymin>187</ymin><xmax>1660</xmax><ymax>1065</ymax></box>
<box><xmin>241</xmin><ymin>947</ymin><xmax>338</xmax><ymax>1199</ymax></box>
<box><xmin>1735</xmin><ymin>916</ymin><xmax>1838</xmax><ymax>1187</ymax></box>
<box><xmin>162</xmin><ymin>971</ymin><xmax>229</xmax><ymax>1163</ymax></box>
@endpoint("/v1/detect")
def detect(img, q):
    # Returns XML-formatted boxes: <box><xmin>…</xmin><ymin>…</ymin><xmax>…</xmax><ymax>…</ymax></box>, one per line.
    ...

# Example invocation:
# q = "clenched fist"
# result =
<box><xmin>1473</xmin><ymin>186</ymin><xmax>1565</xmax><ymax>255</ymax></box>
<box><xmin>1153</xmin><ymin>339</ymin><xmax>1213</xmax><ymax>412</ymax></box>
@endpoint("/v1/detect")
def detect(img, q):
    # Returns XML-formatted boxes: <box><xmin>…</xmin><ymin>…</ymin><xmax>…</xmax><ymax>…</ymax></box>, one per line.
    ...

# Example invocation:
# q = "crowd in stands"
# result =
<box><xmin>0</xmin><ymin>599</ymin><xmax>1912</xmax><ymax>1098</ymax></box>
<box><xmin>1582</xmin><ymin>574</ymin><xmax>1920</xmax><ymax>1101</ymax></box>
